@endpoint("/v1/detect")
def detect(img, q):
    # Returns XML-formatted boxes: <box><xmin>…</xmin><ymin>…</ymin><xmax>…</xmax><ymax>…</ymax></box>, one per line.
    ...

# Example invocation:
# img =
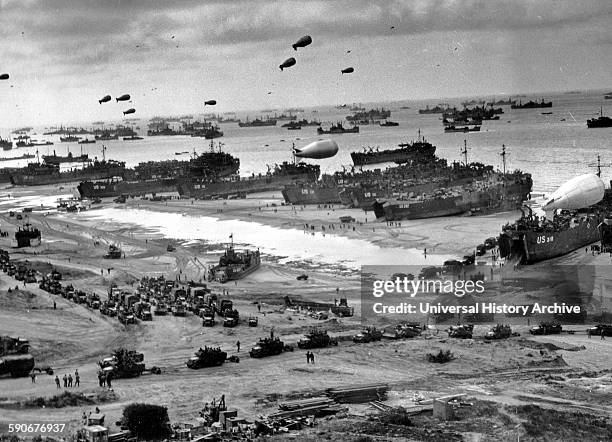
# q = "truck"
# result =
<box><xmin>0</xmin><ymin>336</ymin><xmax>30</xmax><ymax>356</ymax></box>
<box><xmin>297</xmin><ymin>329</ymin><xmax>338</xmax><ymax>349</ymax></box>
<box><xmin>448</xmin><ymin>324</ymin><xmax>474</xmax><ymax>339</ymax></box>
<box><xmin>0</xmin><ymin>354</ymin><xmax>35</xmax><ymax>378</ymax></box>
<box><xmin>330</xmin><ymin>298</ymin><xmax>354</xmax><ymax>317</ymax></box>
<box><xmin>98</xmin><ymin>349</ymin><xmax>145</xmax><ymax>379</ymax></box>
<box><xmin>201</xmin><ymin>306</ymin><xmax>215</xmax><ymax>327</ymax></box>
<box><xmin>249</xmin><ymin>337</ymin><xmax>293</xmax><ymax>358</ymax></box>
<box><xmin>352</xmin><ymin>327</ymin><xmax>383</xmax><ymax>343</ymax></box>
<box><xmin>86</xmin><ymin>293</ymin><xmax>102</xmax><ymax>309</ymax></box>
<box><xmin>530</xmin><ymin>322</ymin><xmax>562</xmax><ymax>335</ymax></box>
<box><xmin>134</xmin><ymin>302</ymin><xmax>153</xmax><ymax>321</ymax></box>
<box><xmin>485</xmin><ymin>324</ymin><xmax>513</xmax><ymax>340</ymax></box>
<box><xmin>186</xmin><ymin>347</ymin><xmax>226</xmax><ymax>369</ymax></box>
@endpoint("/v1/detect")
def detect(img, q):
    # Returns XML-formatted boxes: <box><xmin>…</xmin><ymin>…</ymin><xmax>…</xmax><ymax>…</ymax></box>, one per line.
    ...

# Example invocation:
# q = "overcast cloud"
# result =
<box><xmin>0</xmin><ymin>0</ymin><xmax>611</xmax><ymax>126</ymax></box>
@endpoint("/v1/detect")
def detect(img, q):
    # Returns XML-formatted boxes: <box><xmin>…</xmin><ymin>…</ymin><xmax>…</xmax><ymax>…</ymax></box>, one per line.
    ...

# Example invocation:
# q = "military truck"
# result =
<box><xmin>223</xmin><ymin>309</ymin><xmax>239</xmax><ymax>327</ymax></box>
<box><xmin>134</xmin><ymin>302</ymin><xmax>153</xmax><ymax>321</ymax></box>
<box><xmin>485</xmin><ymin>324</ymin><xmax>512</xmax><ymax>340</ymax></box>
<box><xmin>118</xmin><ymin>308</ymin><xmax>136</xmax><ymax>325</ymax></box>
<box><xmin>0</xmin><ymin>336</ymin><xmax>30</xmax><ymax>355</ymax></box>
<box><xmin>186</xmin><ymin>347</ymin><xmax>227</xmax><ymax>369</ymax></box>
<box><xmin>172</xmin><ymin>303</ymin><xmax>186</xmax><ymax>317</ymax></box>
<box><xmin>0</xmin><ymin>354</ymin><xmax>35</xmax><ymax>377</ymax></box>
<box><xmin>297</xmin><ymin>329</ymin><xmax>338</xmax><ymax>349</ymax></box>
<box><xmin>249</xmin><ymin>337</ymin><xmax>293</xmax><ymax>358</ymax></box>
<box><xmin>448</xmin><ymin>324</ymin><xmax>474</xmax><ymax>339</ymax></box>
<box><xmin>154</xmin><ymin>301</ymin><xmax>169</xmax><ymax>315</ymax></box>
<box><xmin>530</xmin><ymin>322</ymin><xmax>562</xmax><ymax>335</ymax></box>
<box><xmin>353</xmin><ymin>327</ymin><xmax>383</xmax><ymax>343</ymax></box>
<box><xmin>86</xmin><ymin>293</ymin><xmax>101</xmax><ymax>309</ymax></box>
<box><xmin>201</xmin><ymin>306</ymin><xmax>215</xmax><ymax>327</ymax></box>
<box><xmin>104</xmin><ymin>244</ymin><xmax>122</xmax><ymax>259</ymax></box>
<box><xmin>587</xmin><ymin>324</ymin><xmax>612</xmax><ymax>337</ymax></box>
<box><xmin>98</xmin><ymin>349</ymin><xmax>145</xmax><ymax>378</ymax></box>
<box><xmin>331</xmin><ymin>298</ymin><xmax>354</xmax><ymax>317</ymax></box>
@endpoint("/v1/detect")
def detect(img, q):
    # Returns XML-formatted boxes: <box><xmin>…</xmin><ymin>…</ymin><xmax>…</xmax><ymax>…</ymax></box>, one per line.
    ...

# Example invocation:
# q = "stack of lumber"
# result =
<box><xmin>326</xmin><ymin>383</ymin><xmax>388</xmax><ymax>403</ymax></box>
<box><xmin>268</xmin><ymin>397</ymin><xmax>341</xmax><ymax>419</ymax></box>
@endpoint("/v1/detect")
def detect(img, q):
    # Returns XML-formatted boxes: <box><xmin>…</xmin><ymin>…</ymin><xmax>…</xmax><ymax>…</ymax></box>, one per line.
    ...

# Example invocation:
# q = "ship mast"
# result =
<box><xmin>461</xmin><ymin>140</ymin><xmax>468</xmax><ymax>165</ymax></box>
<box><xmin>500</xmin><ymin>144</ymin><xmax>507</xmax><ymax>175</ymax></box>
<box><xmin>101</xmin><ymin>144</ymin><xmax>106</xmax><ymax>162</ymax></box>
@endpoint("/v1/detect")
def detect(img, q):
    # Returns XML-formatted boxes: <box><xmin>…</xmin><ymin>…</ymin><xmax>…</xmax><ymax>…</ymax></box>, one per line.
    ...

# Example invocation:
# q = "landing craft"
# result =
<box><xmin>541</xmin><ymin>173</ymin><xmax>604</xmax><ymax>212</ymax></box>
<box><xmin>293</xmin><ymin>139</ymin><xmax>339</xmax><ymax>159</ymax></box>
<box><xmin>341</xmin><ymin>67</ymin><xmax>354</xmax><ymax>74</ymax></box>
<box><xmin>0</xmin><ymin>74</ymin><xmax>9</xmax><ymax>80</ymax></box>
<box><xmin>123</xmin><ymin>108</ymin><xmax>136</xmax><ymax>115</ymax></box>
<box><xmin>279</xmin><ymin>58</ymin><xmax>296</xmax><ymax>71</ymax></box>
<box><xmin>116</xmin><ymin>94</ymin><xmax>131</xmax><ymax>102</ymax></box>
<box><xmin>98</xmin><ymin>95</ymin><xmax>111</xmax><ymax>104</ymax></box>
<box><xmin>204</xmin><ymin>100</ymin><xmax>217</xmax><ymax>106</ymax></box>
<box><xmin>292</xmin><ymin>35</ymin><xmax>312</xmax><ymax>51</ymax></box>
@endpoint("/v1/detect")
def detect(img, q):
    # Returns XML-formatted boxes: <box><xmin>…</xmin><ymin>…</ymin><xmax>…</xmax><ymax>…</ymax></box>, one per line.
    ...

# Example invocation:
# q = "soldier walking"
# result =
<box><xmin>106</xmin><ymin>372</ymin><xmax>113</xmax><ymax>389</ymax></box>
<box><xmin>310</xmin><ymin>352</ymin><xmax>315</xmax><ymax>364</ymax></box>
<box><xmin>306</xmin><ymin>351</ymin><xmax>311</xmax><ymax>364</ymax></box>
<box><xmin>30</xmin><ymin>372</ymin><xmax>36</xmax><ymax>383</ymax></box>
<box><xmin>75</xmin><ymin>372</ymin><xmax>80</xmax><ymax>387</ymax></box>
<box><xmin>602</xmin><ymin>330</ymin><xmax>606</xmax><ymax>340</ymax></box>
<box><xmin>236</xmin><ymin>340</ymin><xmax>240</xmax><ymax>352</ymax></box>
<box><xmin>55</xmin><ymin>375</ymin><xmax>61</xmax><ymax>388</ymax></box>
<box><xmin>68</xmin><ymin>373</ymin><xmax>73</xmax><ymax>387</ymax></box>
<box><xmin>63</xmin><ymin>374</ymin><xmax>68</xmax><ymax>388</ymax></box>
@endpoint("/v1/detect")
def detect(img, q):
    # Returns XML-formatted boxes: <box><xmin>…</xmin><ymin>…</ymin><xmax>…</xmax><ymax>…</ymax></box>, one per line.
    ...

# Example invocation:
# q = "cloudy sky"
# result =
<box><xmin>0</xmin><ymin>0</ymin><xmax>611</xmax><ymax>127</ymax></box>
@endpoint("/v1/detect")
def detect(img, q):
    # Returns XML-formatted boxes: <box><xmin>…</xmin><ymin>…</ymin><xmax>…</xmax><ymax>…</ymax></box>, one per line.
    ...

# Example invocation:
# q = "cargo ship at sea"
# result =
<box><xmin>511</xmin><ymin>99</ymin><xmax>552</xmax><ymax>109</ymax></box>
<box><xmin>586</xmin><ymin>108</ymin><xmax>612</xmax><ymax>128</ymax></box>
<box><xmin>42</xmin><ymin>150</ymin><xmax>90</xmax><ymax>164</ymax></box>
<box><xmin>238</xmin><ymin>117</ymin><xmax>277</xmax><ymax>127</ymax></box>
<box><xmin>317</xmin><ymin>123</ymin><xmax>359</xmax><ymax>134</ymax></box>
<box><xmin>498</xmin><ymin>170</ymin><xmax>612</xmax><ymax>264</ymax></box>
<box><xmin>350</xmin><ymin>133</ymin><xmax>436</xmax><ymax>166</ymax></box>
<box><xmin>177</xmin><ymin>161</ymin><xmax>320</xmax><ymax>199</ymax></box>
<box><xmin>418</xmin><ymin>105</ymin><xmax>447</xmax><ymax>114</ymax></box>
<box><xmin>346</xmin><ymin>108</ymin><xmax>391</xmax><ymax>122</ymax></box>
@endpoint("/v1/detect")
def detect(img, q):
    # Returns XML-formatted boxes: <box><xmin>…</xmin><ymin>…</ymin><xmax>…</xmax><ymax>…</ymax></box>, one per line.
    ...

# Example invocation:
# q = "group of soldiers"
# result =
<box><xmin>97</xmin><ymin>369</ymin><xmax>114</xmax><ymax>388</ymax></box>
<box><xmin>54</xmin><ymin>370</ymin><xmax>80</xmax><ymax>388</ymax></box>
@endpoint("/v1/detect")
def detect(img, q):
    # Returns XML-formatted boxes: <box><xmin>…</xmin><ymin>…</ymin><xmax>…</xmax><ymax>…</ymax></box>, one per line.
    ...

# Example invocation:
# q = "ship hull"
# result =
<box><xmin>374</xmin><ymin>179</ymin><xmax>531</xmax><ymax>221</ymax></box>
<box><xmin>499</xmin><ymin>220</ymin><xmax>601</xmax><ymax>264</ymax></box>
<box><xmin>78</xmin><ymin>178</ymin><xmax>178</xmax><ymax>198</ymax></box>
<box><xmin>11</xmin><ymin>166</ymin><xmax>125</xmax><ymax>186</ymax></box>
<box><xmin>282</xmin><ymin>186</ymin><xmax>342</xmax><ymax>205</ymax></box>
<box><xmin>178</xmin><ymin>172</ymin><xmax>316</xmax><ymax>199</ymax></box>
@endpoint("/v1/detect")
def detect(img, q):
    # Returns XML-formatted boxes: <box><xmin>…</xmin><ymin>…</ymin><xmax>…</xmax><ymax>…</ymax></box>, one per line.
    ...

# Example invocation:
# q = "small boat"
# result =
<box><xmin>78</xmin><ymin>138</ymin><xmax>96</xmax><ymax>144</ymax></box>
<box><xmin>379</xmin><ymin>120</ymin><xmax>399</xmax><ymax>127</ymax></box>
<box><xmin>123</xmin><ymin>136</ymin><xmax>144</xmax><ymax>141</ymax></box>
<box><xmin>444</xmin><ymin>126</ymin><xmax>481</xmax><ymax>133</ymax></box>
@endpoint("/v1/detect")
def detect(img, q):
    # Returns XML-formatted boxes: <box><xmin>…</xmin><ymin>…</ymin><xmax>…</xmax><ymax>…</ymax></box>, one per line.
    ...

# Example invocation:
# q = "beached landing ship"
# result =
<box><xmin>177</xmin><ymin>161</ymin><xmax>320</xmax><ymax>199</ymax></box>
<box><xmin>78</xmin><ymin>141</ymin><xmax>240</xmax><ymax>199</ymax></box>
<box><xmin>10</xmin><ymin>159</ymin><xmax>126</xmax><ymax>186</ymax></box>
<box><xmin>209</xmin><ymin>243</ymin><xmax>261</xmax><ymax>283</ymax></box>
<box><xmin>372</xmin><ymin>171</ymin><xmax>532</xmax><ymax>220</ymax></box>
<box><xmin>13</xmin><ymin>224</ymin><xmax>41</xmax><ymax>248</ymax></box>
<box><xmin>498</xmin><ymin>173</ymin><xmax>612</xmax><ymax>264</ymax></box>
